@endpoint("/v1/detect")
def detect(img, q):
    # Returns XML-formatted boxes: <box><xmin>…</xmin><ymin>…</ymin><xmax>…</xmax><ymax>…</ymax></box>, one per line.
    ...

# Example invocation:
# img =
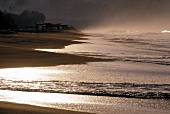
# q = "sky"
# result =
<box><xmin>1</xmin><ymin>0</ymin><xmax>170</xmax><ymax>31</ymax></box>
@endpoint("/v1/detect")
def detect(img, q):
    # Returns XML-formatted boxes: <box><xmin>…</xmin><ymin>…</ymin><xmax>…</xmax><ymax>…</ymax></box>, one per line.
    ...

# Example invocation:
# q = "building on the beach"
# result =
<box><xmin>24</xmin><ymin>26</ymin><xmax>36</xmax><ymax>32</ymax></box>
<box><xmin>35</xmin><ymin>23</ymin><xmax>74</xmax><ymax>32</ymax></box>
<box><xmin>1</xmin><ymin>22</ymin><xmax>74</xmax><ymax>33</ymax></box>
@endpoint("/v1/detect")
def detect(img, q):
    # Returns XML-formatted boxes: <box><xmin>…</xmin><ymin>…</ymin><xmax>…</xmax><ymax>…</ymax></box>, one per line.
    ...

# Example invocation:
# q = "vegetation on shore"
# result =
<box><xmin>0</xmin><ymin>10</ymin><xmax>45</xmax><ymax>30</ymax></box>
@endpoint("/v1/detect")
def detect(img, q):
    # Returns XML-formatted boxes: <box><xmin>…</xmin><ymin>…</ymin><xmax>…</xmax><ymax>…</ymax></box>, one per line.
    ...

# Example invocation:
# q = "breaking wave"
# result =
<box><xmin>0</xmin><ymin>79</ymin><xmax>170</xmax><ymax>99</ymax></box>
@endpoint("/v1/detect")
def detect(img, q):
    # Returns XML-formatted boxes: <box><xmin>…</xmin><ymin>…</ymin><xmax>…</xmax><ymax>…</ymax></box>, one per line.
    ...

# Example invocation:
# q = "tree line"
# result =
<box><xmin>0</xmin><ymin>10</ymin><xmax>46</xmax><ymax>30</ymax></box>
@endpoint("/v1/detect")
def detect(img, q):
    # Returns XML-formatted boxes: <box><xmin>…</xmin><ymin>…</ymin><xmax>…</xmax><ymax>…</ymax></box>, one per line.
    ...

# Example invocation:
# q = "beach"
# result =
<box><xmin>1</xmin><ymin>90</ymin><xmax>169</xmax><ymax>114</ymax></box>
<box><xmin>0</xmin><ymin>31</ymin><xmax>103</xmax><ymax>114</ymax></box>
<box><xmin>0</xmin><ymin>31</ymin><xmax>170</xmax><ymax>114</ymax></box>
<box><xmin>1</xmin><ymin>1</ymin><xmax>170</xmax><ymax>114</ymax></box>
<box><xmin>0</xmin><ymin>101</ymin><xmax>93</xmax><ymax>114</ymax></box>
<box><xmin>0</xmin><ymin>31</ymin><xmax>105</xmax><ymax>68</ymax></box>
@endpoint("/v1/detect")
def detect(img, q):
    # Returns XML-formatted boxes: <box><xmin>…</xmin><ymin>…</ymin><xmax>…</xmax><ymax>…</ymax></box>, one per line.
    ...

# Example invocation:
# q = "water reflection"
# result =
<box><xmin>1</xmin><ymin>90</ymin><xmax>170</xmax><ymax>114</ymax></box>
<box><xmin>0</xmin><ymin>67</ymin><xmax>64</xmax><ymax>81</ymax></box>
<box><xmin>0</xmin><ymin>62</ymin><xmax>170</xmax><ymax>83</ymax></box>
<box><xmin>0</xmin><ymin>90</ymin><xmax>83</xmax><ymax>104</ymax></box>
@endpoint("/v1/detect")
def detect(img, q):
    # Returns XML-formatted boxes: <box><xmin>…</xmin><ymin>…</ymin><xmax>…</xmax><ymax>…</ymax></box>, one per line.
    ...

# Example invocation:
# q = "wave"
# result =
<box><xmin>69</xmin><ymin>51</ymin><xmax>170</xmax><ymax>66</ymax></box>
<box><xmin>81</xmin><ymin>33</ymin><xmax>170</xmax><ymax>66</ymax></box>
<box><xmin>0</xmin><ymin>80</ymin><xmax>170</xmax><ymax>99</ymax></box>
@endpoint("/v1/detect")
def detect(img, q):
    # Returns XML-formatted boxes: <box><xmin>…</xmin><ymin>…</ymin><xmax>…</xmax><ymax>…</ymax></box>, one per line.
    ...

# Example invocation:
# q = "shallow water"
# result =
<box><xmin>0</xmin><ymin>61</ymin><xmax>170</xmax><ymax>98</ymax></box>
<box><xmin>37</xmin><ymin>32</ymin><xmax>170</xmax><ymax>65</ymax></box>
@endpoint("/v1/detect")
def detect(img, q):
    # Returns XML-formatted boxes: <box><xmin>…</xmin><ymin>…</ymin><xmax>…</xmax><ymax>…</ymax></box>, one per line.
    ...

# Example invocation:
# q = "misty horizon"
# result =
<box><xmin>1</xmin><ymin>0</ymin><xmax>170</xmax><ymax>31</ymax></box>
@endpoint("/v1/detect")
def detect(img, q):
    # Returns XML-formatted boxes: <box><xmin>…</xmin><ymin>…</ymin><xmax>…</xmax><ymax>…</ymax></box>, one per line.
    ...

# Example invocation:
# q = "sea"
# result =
<box><xmin>0</xmin><ymin>30</ymin><xmax>170</xmax><ymax>114</ymax></box>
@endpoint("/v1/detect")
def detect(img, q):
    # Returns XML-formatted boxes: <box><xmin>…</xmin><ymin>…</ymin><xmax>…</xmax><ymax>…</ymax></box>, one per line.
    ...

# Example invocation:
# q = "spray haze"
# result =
<box><xmin>1</xmin><ymin>0</ymin><xmax>170</xmax><ymax>31</ymax></box>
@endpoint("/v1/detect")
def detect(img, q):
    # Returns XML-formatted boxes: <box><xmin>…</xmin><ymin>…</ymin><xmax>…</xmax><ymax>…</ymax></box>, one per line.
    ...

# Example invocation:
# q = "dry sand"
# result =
<box><xmin>0</xmin><ymin>31</ymin><xmax>105</xmax><ymax>113</ymax></box>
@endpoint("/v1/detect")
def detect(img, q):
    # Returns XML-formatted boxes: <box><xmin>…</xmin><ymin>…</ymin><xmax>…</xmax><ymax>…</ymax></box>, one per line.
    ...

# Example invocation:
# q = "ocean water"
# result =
<box><xmin>0</xmin><ymin>30</ymin><xmax>170</xmax><ymax>113</ymax></box>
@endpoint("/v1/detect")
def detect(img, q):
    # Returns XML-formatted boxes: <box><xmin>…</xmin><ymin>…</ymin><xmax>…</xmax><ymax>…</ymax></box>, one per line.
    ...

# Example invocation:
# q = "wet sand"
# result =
<box><xmin>0</xmin><ymin>31</ymin><xmax>105</xmax><ymax>114</ymax></box>
<box><xmin>0</xmin><ymin>101</ymin><xmax>93</xmax><ymax>114</ymax></box>
<box><xmin>0</xmin><ymin>31</ymin><xmax>107</xmax><ymax>68</ymax></box>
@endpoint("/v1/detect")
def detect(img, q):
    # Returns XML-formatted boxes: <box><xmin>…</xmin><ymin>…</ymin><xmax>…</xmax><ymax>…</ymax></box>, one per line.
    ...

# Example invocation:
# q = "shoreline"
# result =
<box><xmin>1</xmin><ymin>31</ymin><xmax>170</xmax><ymax>114</ymax></box>
<box><xmin>0</xmin><ymin>31</ymin><xmax>109</xmax><ymax>68</ymax></box>
<box><xmin>1</xmin><ymin>90</ymin><xmax>170</xmax><ymax>114</ymax></box>
<box><xmin>0</xmin><ymin>31</ymin><xmax>102</xmax><ymax>113</ymax></box>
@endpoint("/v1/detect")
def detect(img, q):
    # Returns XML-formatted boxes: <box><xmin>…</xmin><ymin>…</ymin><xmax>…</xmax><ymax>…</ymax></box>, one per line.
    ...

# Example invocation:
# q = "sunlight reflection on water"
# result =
<box><xmin>0</xmin><ymin>90</ymin><xmax>85</xmax><ymax>104</ymax></box>
<box><xmin>1</xmin><ymin>90</ymin><xmax>170</xmax><ymax>114</ymax></box>
<box><xmin>0</xmin><ymin>67</ymin><xmax>64</xmax><ymax>81</ymax></box>
<box><xmin>0</xmin><ymin>62</ymin><xmax>169</xmax><ymax>84</ymax></box>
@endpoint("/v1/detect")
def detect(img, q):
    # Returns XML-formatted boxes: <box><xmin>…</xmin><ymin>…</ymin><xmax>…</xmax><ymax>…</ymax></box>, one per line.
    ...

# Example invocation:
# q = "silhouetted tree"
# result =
<box><xmin>0</xmin><ymin>10</ymin><xmax>46</xmax><ymax>30</ymax></box>
<box><xmin>0</xmin><ymin>10</ymin><xmax>3</xmax><ymax>25</ymax></box>
<box><xmin>0</xmin><ymin>10</ymin><xmax>15</xmax><ymax>30</ymax></box>
<box><xmin>16</xmin><ymin>10</ymin><xmax>46</xmax><ymax>27</ymax></box>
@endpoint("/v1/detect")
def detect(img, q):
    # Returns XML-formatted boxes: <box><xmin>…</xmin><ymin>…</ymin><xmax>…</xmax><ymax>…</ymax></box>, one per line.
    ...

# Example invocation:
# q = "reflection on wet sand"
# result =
<box><xmin>0</xmin><ymin>67</ymin><xmax>64</xmax><ymax>81</ymax></box>
<box><xmin>1</xmin><ymin>90</ymin><xmax>170</xmax><ymax>114</ymax></box>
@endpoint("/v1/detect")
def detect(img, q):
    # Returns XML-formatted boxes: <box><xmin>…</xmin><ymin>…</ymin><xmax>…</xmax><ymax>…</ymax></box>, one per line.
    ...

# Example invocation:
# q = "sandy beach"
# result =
<box><xmin>0</xmin><ymin>31</ymin><xmax>104</xmax><ymax>114</ymax></box>
<box><xmin>1</xmin><ymin>1</ymin><xmax>170</xmax><ymax>114</ymax></box>
<box><xmin>0</xmin><ymin>31</ymin><xmax>106</xmax><ymax>68</ymax></box>
<box><xmin>0</xmin><ymin>31</ymin><xmax>170</xmax><ymax>114</ymax></box>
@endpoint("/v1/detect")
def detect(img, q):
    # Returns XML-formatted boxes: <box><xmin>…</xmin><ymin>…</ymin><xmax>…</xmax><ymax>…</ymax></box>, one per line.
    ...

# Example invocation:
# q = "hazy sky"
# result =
<box><xmin>1</xmin><ymin>0</ymin><xmax>170</xmax><ymax>31</ymax></box>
